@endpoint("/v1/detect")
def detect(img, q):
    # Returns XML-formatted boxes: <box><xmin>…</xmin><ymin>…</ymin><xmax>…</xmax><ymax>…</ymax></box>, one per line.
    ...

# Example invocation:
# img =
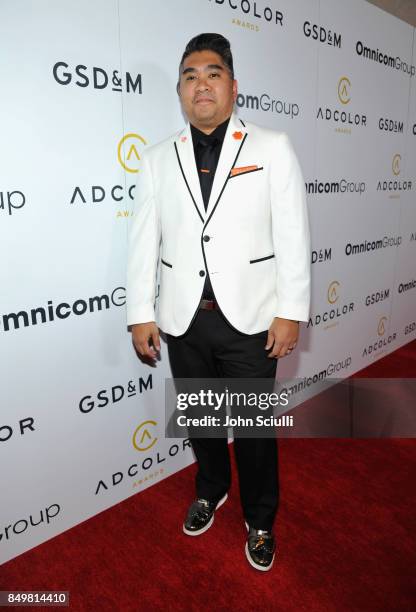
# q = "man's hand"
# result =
<box><xmin>131</xmin><ymin>322</ymin><xmax>160</xmax><ymax>361</ymax></box>
<box><xmin>265</xmin><ymin>317</ymin><xmax>299</xmax><ymax>358</ymax></box>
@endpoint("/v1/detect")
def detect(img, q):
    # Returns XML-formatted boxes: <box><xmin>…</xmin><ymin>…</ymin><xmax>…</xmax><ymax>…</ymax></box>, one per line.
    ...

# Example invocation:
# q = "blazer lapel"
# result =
<box><xmin>206</xmin><ymin>113</ymin><xmax>247</xmax><ymax>217</ymax></box>
<box><xmin>174</xmin><ymin>124</ymin><xmax>205</xmax><ymax>222</ymax></box>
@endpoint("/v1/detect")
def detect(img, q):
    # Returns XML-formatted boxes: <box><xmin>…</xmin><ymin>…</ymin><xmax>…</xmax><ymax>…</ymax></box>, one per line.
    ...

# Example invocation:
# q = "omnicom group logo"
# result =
<box><xmin>345</xmin><ymin>235</ymin><xmax>401</xmax><ymax>256</ymax></box>
<box><xmin>0</xmin><ymin>190</ymin><xmax>27</xmax><ymax>216</ymax></box>
<box><xmin>355</xmin><ymin>41</ymin><xmax>415</xmax><ymax>76</ymax></box>
<box><xmin>305</xmin><ymin>178</ymin><xmax>365</xmax><ymax>195</ymax></box>
<box><xmin>0</xmin><ymin>287</ymin><xmax>125</xmax><ymax>333</ymax></box>
<box><xmin>0</xmin><ymin>504</ymin><xmax>61</xmax><ymax>543</ymax></box>
<box><xmin>236</xmin><ymin>92</ymin><xmax>299</xmax><ymax>119</ymax></box>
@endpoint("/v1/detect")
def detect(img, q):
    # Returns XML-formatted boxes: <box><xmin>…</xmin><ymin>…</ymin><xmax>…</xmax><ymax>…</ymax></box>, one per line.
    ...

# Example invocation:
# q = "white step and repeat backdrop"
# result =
<box><xmin>1</xmin><ymin>0</ymin><xmax>415</xmax><ymax>564</ymax></box>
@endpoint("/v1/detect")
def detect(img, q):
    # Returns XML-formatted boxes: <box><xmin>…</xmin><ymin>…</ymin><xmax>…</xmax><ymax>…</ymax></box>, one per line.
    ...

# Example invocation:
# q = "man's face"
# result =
<box><xmin>178</xmin><ymin>49</ymin><xmax>237</xmax><ymax>133</ymax></box>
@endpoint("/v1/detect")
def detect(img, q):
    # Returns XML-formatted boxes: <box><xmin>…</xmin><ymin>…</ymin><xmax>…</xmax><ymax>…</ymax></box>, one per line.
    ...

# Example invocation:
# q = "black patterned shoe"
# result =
<box><xmin>183</xmin><ymin>493</ymin><xmax>228</xmax><ymax>536</ymax></box>
<box><xmin>245</xmin><ymin>523</ymin><xmax>276</xmax><ymax>571</ymax></box>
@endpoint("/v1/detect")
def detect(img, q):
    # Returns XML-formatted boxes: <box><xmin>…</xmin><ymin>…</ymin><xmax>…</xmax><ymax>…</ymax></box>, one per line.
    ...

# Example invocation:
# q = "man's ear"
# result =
<box><xmin>232</xmin><ymin>79</ymin><xmax>238</xmax><ymax>102</ymax></box>
<box><xmin>176</xmin><ymin>81</ymin><xmax>180</xmax><ymax>96</ymax></box>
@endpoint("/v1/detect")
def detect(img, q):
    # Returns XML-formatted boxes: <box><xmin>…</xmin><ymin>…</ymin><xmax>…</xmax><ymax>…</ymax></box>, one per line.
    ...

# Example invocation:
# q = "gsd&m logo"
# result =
<box><xmin>307</xmin><ymin>281</ymin><xmax>354</xmax><ymax>329</ymax></box>
<box><xmin>361</xmin><ymin>316</ymin><xmax>397</xmax><ymax>357</ymax></box>
<box><xmin>78</xmin><ymin>375</ymin><xmax>153</xmax><ymax>414</ymax></box>
<box><xmin>376</xmin><ymin>154</ymin><xmax>412</xmax><ymax>197</ymax></box>
<box><xmin>52</xmin><ymin>62</ymin><xmax>143</xmax><ymax>93</ymax></box>
<box><xmin>303</xmin><ymin>21</ymin><xmax>341</xmax><ymax>48</ymax></box>
<box><xmin>69</xmin><ymin>133</ymin><xmax>147</xmax><ymax>218</ymax></box>
<box><xmin>365</xmin><ymin>288</ymin><xmax>390</xmax><ymax>307</ymax></box>
<box><xmin>317</xmin><ymin>77</ymin><xmax>367</xmax><ymax>133</ymax></box>
<box><xmin>311</xmin><ymin>247</ymin><xmax>331</xmax><ymax>264</ymax></box>
<box><xmin>94</xmin><ymin>421</ymin><xmax>192</xmax><ymax>495</ymax></box>
<box><xmin>378</xmin><ymin>117</ymin><xmax>404</xmax><ymax>133</ymax></box>
<box><xmin>404</xmin><ymin>320</ymin><xmax>416</xmax><ymax>336</ymax></box>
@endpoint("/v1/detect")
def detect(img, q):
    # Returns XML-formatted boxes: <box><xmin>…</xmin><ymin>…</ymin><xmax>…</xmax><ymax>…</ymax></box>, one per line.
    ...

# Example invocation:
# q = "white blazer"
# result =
<box><xmin>126</xmin><ymin>112</ymin><xmax>311</xmax><ymax>336</ymax></box>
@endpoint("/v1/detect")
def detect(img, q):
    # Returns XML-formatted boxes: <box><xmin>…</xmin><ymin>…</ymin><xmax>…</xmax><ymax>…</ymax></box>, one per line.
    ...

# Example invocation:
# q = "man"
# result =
<box><xmin>127</xmin><ymin>33</ymin><xmax>310</xmax><ymax>571</ymax></box>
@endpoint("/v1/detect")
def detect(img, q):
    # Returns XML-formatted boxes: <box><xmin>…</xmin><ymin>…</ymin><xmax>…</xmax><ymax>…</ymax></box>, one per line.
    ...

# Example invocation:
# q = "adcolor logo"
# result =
<box><xmin>376</xmin><ymin>154</ymin><xmax>412</xmax><ymax>196</ymax></box>
<box><xmin>308</xmin><ymin>281</ymin><xmax>354</xmax><ymax>329</ymax></box>
<box><xmin>317</xmin><ymin>77</ymin><xmax>367</xmax><ymax>132</ymax></box>
<box><xmin>337</xmin><ymin>77</ymin><xmax>351</xmax><ymax>104</ymax></box>
<box><xmin>209</xmin><ymin>0</ymin><xmax>284</xmax><ymax>27</ymax></box>
<box><xmin>361</xmin><ymin>316</ymin><xmax>397</xmax><ymax>357</ymax></box>
<box><xmin>133</xmin><ymin>420</ymin><xmax>158</xmax><ymax>452</ymax></box>
<box><xmin>117</xmin><ymin>133</ymin><xmax>147</xmax><ymax>174</ymax></box>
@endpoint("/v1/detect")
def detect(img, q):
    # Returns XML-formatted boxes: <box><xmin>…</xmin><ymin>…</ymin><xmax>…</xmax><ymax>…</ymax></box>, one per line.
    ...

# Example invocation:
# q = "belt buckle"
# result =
<box><xmin>200</xmin><ymin>299</ymin><xmax>217</xmax><ymax>310</ymax></box>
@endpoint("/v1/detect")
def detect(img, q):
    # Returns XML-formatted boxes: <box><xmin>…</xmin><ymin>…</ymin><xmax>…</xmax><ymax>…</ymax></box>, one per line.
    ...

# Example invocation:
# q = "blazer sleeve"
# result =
<box><xmin>270</xmin><ymin>132</ymin><xmax>311</xmax><ymax>322</ymax></box>
<box><xmin>126</xmin><ymin>152</ymin><xmax>161</xmax><ymax>326</ymax></box>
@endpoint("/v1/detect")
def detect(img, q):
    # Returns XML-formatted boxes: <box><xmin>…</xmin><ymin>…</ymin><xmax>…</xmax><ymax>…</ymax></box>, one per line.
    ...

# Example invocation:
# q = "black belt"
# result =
<box><xmin>199</xmin><ymin>298</ymin><xmax>219</xmax><ymax>310</ymax></box>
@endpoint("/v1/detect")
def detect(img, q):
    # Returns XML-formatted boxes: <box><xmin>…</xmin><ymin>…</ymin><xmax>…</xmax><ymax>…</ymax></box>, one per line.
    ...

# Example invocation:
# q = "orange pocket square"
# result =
<box><xmin>230</xmin><ymin>165</ymin><xmax>259</xmax><ymax>177</ymax></box>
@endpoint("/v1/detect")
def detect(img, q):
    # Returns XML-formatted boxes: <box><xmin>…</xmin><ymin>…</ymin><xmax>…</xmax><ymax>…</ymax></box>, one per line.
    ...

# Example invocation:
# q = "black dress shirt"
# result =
<box><xmin>191</xmin><ymin>117</ymin><xmax>230</xmax><ymax>300</ymax></box>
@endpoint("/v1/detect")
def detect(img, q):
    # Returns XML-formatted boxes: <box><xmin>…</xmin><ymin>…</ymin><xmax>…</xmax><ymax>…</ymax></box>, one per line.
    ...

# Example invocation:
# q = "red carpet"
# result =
<box><xmin>1</xmin><ymin>340</ymin><xmax>415</xmax><ymax>611</ymax></box>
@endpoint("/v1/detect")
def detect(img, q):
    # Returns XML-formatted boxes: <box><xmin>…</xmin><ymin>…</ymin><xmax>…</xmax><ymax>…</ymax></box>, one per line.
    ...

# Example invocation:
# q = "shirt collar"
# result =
<box><xmin>190</xmin><ymin>116</ymin><xmax>230</xmax><ymax>146</ymax></box>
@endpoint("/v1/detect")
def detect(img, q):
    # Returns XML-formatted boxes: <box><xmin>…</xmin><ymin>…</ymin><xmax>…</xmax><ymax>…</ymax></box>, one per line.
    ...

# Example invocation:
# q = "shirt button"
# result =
<box><xmin>199</xmin><ymin>270</ymin><xmax>205</xmax><ymax>277</ymax></box>
<box><xmin>203</xmin><ymin>235</ymin><xmax>210</xmax><ymax>242</ymax></box>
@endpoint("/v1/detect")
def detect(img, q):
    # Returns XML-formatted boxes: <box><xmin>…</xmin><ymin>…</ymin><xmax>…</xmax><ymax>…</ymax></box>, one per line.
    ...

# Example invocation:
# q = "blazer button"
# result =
<box><xmin>203</xmin><ymin>235</ymin><xmax>210</xmax><ymax>242</ymax></box>
<box><xmin>199</xmin><ymin>270</ymin><xmax>205</xmax><ymax>277</ymax></box>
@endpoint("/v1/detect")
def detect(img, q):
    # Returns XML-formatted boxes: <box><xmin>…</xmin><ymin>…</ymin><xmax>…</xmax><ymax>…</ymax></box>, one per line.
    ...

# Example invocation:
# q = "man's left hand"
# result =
<box><xmin>265</xmin><ymin>317</ymin><xmax>299</xmax><ymax>358</ymax></box>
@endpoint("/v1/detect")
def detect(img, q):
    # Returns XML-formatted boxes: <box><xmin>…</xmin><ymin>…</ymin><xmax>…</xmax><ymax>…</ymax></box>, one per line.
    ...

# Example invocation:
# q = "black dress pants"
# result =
<box><xmin>166</xmin><ymin>308</ymin><xmax>279</xmax><ymax>531</ymax></box>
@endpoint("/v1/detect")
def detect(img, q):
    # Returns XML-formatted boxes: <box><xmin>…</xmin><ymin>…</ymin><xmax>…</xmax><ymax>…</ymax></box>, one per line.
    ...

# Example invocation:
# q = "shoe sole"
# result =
<box><xmin>244</xmin><ymin>520</ymin><xmax>275</xmax><ymax>571</ymax></box>
<box><xmin>182</xmin><ymin>493</ymin><xmax>228</xmax><ymax>536</ymax></box>
<box><xmin>245</xmin><ymin>542</ymin><xmax>275</xmax><ymax>572</ymax></box>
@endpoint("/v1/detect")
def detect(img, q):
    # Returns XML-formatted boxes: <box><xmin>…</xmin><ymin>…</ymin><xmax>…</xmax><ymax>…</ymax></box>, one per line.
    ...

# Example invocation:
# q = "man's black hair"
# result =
<box><xmin>177</xmin><ymin>33</ymin><xmax>234</xmax><ymax>90</ymax></box>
